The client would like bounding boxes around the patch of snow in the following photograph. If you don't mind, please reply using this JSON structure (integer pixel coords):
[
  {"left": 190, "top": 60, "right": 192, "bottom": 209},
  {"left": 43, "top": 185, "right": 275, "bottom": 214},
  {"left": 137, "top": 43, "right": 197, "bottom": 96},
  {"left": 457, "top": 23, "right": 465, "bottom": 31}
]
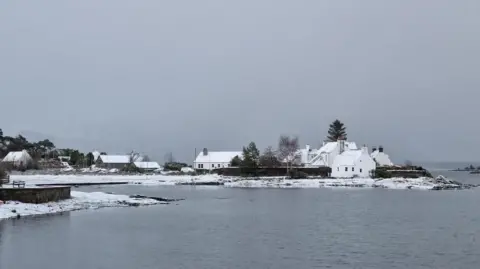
[
  {"left": 0, "top": 191, "right": 164, "bottom": 221},
  {"left": 181, "top": 167, "right": 195, "bottom": 173}
]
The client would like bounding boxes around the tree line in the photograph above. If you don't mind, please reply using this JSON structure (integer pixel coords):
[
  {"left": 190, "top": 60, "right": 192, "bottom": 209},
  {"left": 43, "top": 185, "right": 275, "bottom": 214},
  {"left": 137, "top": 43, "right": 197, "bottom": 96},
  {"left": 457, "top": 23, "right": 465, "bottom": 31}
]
[
  {"left": 0, "top": 128, "right": 107, "bottom": 167},
  {"left": 0, "top": 128, "right": 55, "bottom": 160},
  {"left": 230, "top": 119, "right": 348, "bottom": 171}
]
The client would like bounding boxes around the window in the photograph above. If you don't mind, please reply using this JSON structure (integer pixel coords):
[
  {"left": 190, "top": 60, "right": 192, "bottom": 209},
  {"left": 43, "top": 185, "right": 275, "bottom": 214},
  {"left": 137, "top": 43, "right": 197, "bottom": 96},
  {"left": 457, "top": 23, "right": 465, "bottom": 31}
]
[
  {"left": 360, "top": 168, "right": 363, "bottom": 173},
  {"left": 198, "top": 164, "right": 203, "bottom": 169},
  {"left": 218, "top": 164, "right": 221, "bottom": 168},
  {"left": 352, "top": 167, "right": 355, "bottom": 172},
  {"left": 345, "top": 167, "right": 348, "bottom": 172},
  {"left": 337, "top": 167, "right": 339, "bottom": 171},
  {"left": 212, "top": 164, "right": 215, "bottom": 168}
]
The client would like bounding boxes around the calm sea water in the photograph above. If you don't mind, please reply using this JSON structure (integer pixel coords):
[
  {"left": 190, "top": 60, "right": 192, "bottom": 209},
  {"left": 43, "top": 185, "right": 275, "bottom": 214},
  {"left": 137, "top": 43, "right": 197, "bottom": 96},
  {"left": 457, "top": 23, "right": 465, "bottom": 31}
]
[{"left": 1, "top": 167, "right": 480, "bottom": 269}]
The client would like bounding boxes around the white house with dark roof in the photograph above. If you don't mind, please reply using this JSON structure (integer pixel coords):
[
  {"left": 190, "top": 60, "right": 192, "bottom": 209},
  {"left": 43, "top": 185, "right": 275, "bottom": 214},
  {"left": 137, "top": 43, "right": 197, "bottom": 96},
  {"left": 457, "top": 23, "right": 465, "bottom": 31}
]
[
  {"left": 331, "top": 146, "right": 376, "bottom": 178},
  {"left": 370, "top": 146, "right": 393, "bottom": 166},
  {"left": 194, "top": 148, "right": 242, "bottom": 170}
]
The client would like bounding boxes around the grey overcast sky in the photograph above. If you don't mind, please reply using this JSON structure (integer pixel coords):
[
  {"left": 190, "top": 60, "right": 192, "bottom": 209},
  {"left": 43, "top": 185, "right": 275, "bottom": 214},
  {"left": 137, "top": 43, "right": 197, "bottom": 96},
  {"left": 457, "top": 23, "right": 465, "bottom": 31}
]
[{"left": 0, "top": 0, "right": 479, "bottom": 163}]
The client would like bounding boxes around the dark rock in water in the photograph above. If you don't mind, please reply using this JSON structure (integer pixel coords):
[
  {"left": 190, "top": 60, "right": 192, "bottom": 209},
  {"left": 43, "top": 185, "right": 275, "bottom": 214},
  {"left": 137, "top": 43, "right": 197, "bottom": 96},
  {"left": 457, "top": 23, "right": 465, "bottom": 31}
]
[
  {"left": 177, "top": 181, "right": 224, "bottom": 186},
  {"left": 129, "top": 195, "right": 185, "bottom": 202},
  {"left": 430, "top": 175, "right": 479, "bottom": 191}
]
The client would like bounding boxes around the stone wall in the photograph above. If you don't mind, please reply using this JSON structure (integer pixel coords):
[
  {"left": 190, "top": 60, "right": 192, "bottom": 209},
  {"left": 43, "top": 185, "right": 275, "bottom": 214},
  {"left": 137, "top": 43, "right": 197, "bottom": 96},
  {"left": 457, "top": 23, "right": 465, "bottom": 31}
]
[{"left": 0, "top": 186, "right": 71, "bottom": 204}]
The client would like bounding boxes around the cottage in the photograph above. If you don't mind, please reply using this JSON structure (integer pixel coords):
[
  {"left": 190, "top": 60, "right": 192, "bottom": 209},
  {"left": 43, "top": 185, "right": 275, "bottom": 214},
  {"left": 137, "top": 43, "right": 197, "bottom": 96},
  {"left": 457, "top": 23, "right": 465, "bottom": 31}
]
[
  {"left": 96, "top": 155, "right": 130, "bottom": 169},
  {"left": 194, "top": 148, "right": 242, "bottom": 170},
  {"left": 370, "top": 146, "right": 393, "bottom": 166},
  {"left": 133, "top": 161, "right": 161, "bottom": 172},
  {"left": 2, "top": 150, "right": 33, "bottom": 169},
  {"left": 331, "top": 146, "right": 376, "bottom": 178}
]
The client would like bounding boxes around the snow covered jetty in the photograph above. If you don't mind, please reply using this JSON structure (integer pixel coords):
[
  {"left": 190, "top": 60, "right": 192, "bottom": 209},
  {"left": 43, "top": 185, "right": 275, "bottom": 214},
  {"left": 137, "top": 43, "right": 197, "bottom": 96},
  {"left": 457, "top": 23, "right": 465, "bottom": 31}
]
[{"left": 0, "top": 191, "right": 168, "bottom": 221}]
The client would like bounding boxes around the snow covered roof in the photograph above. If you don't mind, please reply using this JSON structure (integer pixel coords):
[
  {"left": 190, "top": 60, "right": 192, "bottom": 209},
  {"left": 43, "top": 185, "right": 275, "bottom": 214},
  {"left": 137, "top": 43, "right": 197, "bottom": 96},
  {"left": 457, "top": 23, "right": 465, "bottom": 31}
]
[
  {"left": 134, "top": 162, "right": 161, "bottom": 169},
  {"left": 99, "top": 155, "right": 130, "bottom": 164},
  {"left": 2, "top": 150, "right": 32, "bottom": 162},
  {"left": 333, "top": 150, "right": 363, "bottom": 166},
  {"left": 194, "top": 151, "right": 242, "bottom": 163},
  {"left": 317, "top": 141, "right": 357, "bottom": 153},
  {"left": 371, "top": 151, "right": 393, "bottom": 166}
]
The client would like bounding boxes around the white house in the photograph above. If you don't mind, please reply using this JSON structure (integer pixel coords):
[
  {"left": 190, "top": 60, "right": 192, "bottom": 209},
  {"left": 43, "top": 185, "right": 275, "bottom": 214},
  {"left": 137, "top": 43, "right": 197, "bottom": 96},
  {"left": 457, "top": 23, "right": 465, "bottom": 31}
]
[
  {"left": 298, "top": 140, "right": 358, "bottom": 168},
  {"left": 331, "top": 146, "right": 376, "bottom": 178},
  {"left": 370, "top": 146, "right": 393, "bottom": 166},
  {"left": 2, "top": 150, "right": 33, "bottom": 168},
  {"left": 194, "top": 148, "right": 242, "bottom": 170}
]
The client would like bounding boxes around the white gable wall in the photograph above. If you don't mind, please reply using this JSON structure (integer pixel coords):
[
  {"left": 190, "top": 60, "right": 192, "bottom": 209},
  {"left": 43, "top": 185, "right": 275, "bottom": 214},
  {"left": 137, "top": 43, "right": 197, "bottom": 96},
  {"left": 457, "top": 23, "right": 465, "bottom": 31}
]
[{"left": 331, "top": 150, "right": 376, "bottom": 178}]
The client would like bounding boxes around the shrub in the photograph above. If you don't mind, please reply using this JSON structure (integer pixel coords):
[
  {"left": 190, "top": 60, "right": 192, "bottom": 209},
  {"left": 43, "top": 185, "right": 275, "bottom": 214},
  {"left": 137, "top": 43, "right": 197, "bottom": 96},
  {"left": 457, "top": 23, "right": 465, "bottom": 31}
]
[
  {"left": 288, "top": 169, "right": 308, "bottom": 179},
  {"left": 122, "top": 164, "right": 140, "bottom": 173},
  {"left": 374, "top": 169, "right": 392, "bottom": 179}
]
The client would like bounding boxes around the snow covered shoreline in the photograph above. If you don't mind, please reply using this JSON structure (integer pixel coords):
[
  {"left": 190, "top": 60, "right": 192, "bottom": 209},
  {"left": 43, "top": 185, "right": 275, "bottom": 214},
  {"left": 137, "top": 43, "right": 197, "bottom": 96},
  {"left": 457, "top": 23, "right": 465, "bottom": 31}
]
[
  {"left": 0, "top": 191, "right": 165, "bottom": 221},
  {"left": 5, "top": 174, "right": 474, "bottom": 191}
]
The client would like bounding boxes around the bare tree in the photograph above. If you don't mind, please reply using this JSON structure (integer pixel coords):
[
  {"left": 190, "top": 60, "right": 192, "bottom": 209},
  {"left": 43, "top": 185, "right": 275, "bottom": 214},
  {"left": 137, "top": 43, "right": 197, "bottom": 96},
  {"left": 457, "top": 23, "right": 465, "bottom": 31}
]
[
  {"left": 278, "top": 135, "right": 299, "bottom": 173},
  {"left": 164, "top": 152, "right": 175, "bottom": 163},
  {"left": 259, "top": 146, "right": 280, "bottom": 167},
  {"left": 142, "top": 155, "right": 151, "bottom": 162}
]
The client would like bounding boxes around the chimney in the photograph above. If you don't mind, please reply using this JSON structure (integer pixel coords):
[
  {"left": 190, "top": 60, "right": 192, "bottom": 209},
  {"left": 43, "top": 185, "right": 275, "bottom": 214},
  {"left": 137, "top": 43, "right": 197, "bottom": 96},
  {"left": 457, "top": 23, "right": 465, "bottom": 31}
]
[
  {"left": 362, "top": 145, "right": 369, "bottom": 154},
  {"left": 338, "top": 137, "right": 345, "bottom": 154},
  {"left": 379, "top": 146, "right": 384, "bottom": 153},
  {"left": 203, "top": 148, "right": 208, "bottom": 156}
]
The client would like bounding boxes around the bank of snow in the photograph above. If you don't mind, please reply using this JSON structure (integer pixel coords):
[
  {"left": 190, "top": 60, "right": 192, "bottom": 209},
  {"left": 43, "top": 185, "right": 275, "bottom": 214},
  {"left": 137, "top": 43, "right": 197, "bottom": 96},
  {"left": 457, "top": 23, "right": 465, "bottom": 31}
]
[
  {"left": 0, "top": 191, "right": 163, "bottom": 221},
  {"left": 224, "top": 177, "right": 441, "bottom": 190}
]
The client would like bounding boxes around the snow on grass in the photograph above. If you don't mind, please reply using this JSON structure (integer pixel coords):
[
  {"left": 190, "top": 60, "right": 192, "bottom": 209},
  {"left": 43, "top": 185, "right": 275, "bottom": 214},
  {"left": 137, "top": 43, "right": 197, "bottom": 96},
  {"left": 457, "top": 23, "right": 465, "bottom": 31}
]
[
  {"left": 7, "top": 174, "right": 464, "bottom": 190},
  {"left": 225, "top": 177, "right": 460, "bottom": 190},
  {"left": 0, "top": 191, "right": 164, "bottom": 221},
  {"left": 8, "top": 174, "right": 224, "bottom": 186}
]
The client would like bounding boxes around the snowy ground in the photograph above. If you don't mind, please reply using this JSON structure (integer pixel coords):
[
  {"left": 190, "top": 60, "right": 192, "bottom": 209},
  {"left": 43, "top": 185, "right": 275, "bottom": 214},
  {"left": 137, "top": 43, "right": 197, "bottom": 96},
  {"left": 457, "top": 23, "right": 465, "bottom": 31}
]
[
  {"left": 224, "top": 177, "right": 448, "bottom": 190},
  {"left": 0, "top": 191, "right": 165, "bottom": 221},
  {"left": 5, "top": 174, "right": 468, "bottom": 190}
]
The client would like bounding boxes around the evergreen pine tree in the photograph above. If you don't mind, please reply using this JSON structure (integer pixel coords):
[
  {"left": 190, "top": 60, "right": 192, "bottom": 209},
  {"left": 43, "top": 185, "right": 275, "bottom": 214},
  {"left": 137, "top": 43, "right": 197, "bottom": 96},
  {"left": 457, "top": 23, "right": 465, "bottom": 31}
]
[
  {"left": 230, "top": 155, "right": 242, "bottom": 167},
  {"left": 240, "top": 142, "right": 260, "bottom": 176},
  {"left": 86, "top": 152, "right": 95, "bottom": 166},
  {"left": 327, "top": 119, "right": 347, "bottom": 141}
]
